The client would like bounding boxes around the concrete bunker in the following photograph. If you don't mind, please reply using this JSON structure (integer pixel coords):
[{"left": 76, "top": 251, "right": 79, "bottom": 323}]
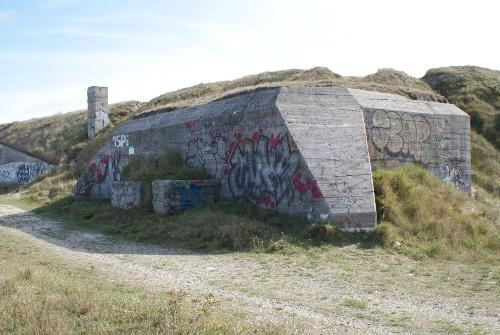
[
  {"left": 0, "top": 143, "right": 52, "bottom": 186},
  {"left": 74, "top": 86, "right": 471, "bottom": 231}
]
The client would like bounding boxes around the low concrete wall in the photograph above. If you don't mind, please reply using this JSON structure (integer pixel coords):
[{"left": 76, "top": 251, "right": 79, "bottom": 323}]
[
  {"left": 152, "top": 180, "right": 219, "bottom": 214},
  {"left": 0, "top": 161, "right": 51, "bottom": 185},
  {"left": 111, "top": 181, "right": 151, "bottom": 209}
]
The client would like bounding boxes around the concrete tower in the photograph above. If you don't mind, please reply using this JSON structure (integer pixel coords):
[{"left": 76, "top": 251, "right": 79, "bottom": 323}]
[{"left": 87, "top": 86, "right": 110, "bottom": 138}]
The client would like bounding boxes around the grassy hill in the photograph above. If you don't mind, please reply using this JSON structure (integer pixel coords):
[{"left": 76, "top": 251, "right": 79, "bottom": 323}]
[
  {"left": 423, "top": 66, "right": 500, "bottom": 149},
  {"left": 0, "top": 101, "right": 142, "bottom": 165}
]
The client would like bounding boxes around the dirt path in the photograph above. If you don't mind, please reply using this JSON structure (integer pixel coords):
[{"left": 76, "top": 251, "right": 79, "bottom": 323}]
[{"left": 0, "top": 203, "right": 498, "bottom": 334}]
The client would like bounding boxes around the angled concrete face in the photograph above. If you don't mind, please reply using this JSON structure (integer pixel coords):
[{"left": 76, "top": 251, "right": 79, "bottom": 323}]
[
  {"left": 277, "top": 87, "right": 376, "bottom": 230},
  {"left": 74, "top": 87, "right": 377, "bottom": 230},
  {"left": 0, "top": 144, "right": 52, "bottom": 185},
  {"left": 349, "top": 89, "right": 472, "bottom": 194}
]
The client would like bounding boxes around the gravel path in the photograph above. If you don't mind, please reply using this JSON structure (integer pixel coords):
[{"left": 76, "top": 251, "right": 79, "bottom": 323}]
[{"left": 0, "top": 203, "right": 498, "bottom": 334}]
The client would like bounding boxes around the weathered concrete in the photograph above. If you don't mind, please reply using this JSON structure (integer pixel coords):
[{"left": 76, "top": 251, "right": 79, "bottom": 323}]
[
  {"left": 111, "top": 181, "right": 151, "bottom": 209},
  {"left": 0, "top": 144, "right": 52, "bottom": 185},
  {"left": 74, "top": 86, "right": 471, "bottom": 231},
  {"left": 349, "top": 89, "right": 471, "bottom": 194},
  {"left": 152, "top": 180, "right": 219, "bottom": 214},
  {"left": 87, "top": 86, "right": 110, "bottom": 138}
]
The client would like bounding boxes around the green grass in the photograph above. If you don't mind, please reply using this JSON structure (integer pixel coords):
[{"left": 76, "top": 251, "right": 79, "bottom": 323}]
[
  {"left": 0, "top": 230, "right": 290, "bottom": 334},
  {"left": 343, "top": 299, "right": 367, "bottom": 309},
  {"left": 123, "top": 151, "right": 209, "bottom": 182},
  {"left": 372, "top": 166, "right": 499, "bottom": 261},
  {"left": 1, "top": 166, "right": 497, "bottom": 262},
  {"left": 423, "top": 66, "right": 500, "bottom": 149},
  {"left": 29, "top": 197, "right": 362, "bottom": 253}
]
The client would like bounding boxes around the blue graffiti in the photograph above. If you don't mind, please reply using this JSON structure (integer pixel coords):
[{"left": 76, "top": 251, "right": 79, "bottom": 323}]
[{"left": 174, "top": 186, "right": 207, "bottom": 210}]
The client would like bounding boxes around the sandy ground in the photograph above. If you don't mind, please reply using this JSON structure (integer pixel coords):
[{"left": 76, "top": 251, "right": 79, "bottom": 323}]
[{"left": 0, "top": 203, "right": 498, "bottom": 334}]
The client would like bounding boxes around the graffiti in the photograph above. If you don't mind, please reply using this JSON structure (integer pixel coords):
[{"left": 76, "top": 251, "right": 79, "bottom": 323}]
[
  {"left": 0, "top": 170, "right": 11, "bottom": 181},
  {"left": 185, "top": 119, "right": 239, "bottom": 179},
  {"left": 227, "top": 133, "right": 302, "bottom": 207},
  {"left": 174, "top": 185, "right": 207, "bottom": 210},
  {"left": 111, "top": 149, "right": 125, "bottom": 181},
  {"left": 431, "top": 163, "right": 469, "bottom": 191},
  {"left": 15, "top": 162, "right": 50, "bottom": 184},
  {"left": 291, "top": 171, "right": 323, "bottom": 199},
  {"left": 370, "top": 110, "right": 431, "bottom": 163},
  {"left": 185, "top": 134, "right": 226, "bottom": 177},
  {"left": 77, "top": 153, "right": 110, "bottom": 196},
  {"left": 328, "top": 181, "right": 357, "bottom": 212},
  {"left": 112, "top": 134, "right": 129, "bottom": 148}
]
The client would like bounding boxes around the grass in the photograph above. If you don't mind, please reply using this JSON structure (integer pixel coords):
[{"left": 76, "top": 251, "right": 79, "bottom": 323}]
[
  {"left": 343, "top": 299, "right": 367, "bottom": 309},
  {"left": 0, "top": 229, "right": 291, "bottom": 334},
  {"left": 28, "top": 197, "right": 358, "bottom": 253},
  {"left": 470, "top": 131, "right": 500, "bottom": 195},
  {"left": 423, "top": 66, "right": 500, "bottom": 149},
  {"left": 2, "top": 166, "right": 498, "bottom": 262},
  {"left": 123, "top": 151, "right": 209, "bottom": 182},
  {"left": 372, "top": 166, "right": 499, "bottom": 261},
  {"left": 0, "top": 101, "right": 142, "bottom": 165}
]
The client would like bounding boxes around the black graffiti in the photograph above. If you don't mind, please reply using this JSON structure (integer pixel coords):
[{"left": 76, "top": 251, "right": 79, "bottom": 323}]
[
  {"left": 15, "top": 162, "right": 50, "bottom": 184},
  {"left": 227, "top": 133, "right": 300, "bottom": 207}
]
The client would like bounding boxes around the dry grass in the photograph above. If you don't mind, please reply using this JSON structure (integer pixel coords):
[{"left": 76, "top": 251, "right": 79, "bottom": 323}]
[
  {"left": 139, "top": 67, "right": 444, "bottom": 117},
  {"left": 0, "top": 229, "right": 293, "bottom": 334},
  {"left": 372, "top": 166, "right": 499, "bottom": 261},
  {"left": 0, "top": 101, "right": 142, "bottom": 165},
  {"left": 423, "top": 66, "right": 500, "bottom": 149}
]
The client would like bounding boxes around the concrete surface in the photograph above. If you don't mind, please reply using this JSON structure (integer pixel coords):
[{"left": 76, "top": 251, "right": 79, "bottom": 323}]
[
  {"left": 87, "top": 86, "right": 110, "bottom": 138},
  {"left": 0, "top": 144, "right": 52, "bottom": 185},
  {"left": 111, "top": 181, "right": 151, "bottom": 209},
  {"left": 152, "top": 180, "right": 219, "bottom": 214}
]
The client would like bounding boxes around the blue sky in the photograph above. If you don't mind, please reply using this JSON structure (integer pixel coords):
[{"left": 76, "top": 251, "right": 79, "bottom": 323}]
[{"left": 1, "top": 0, "right": 499, "bottom": 123}]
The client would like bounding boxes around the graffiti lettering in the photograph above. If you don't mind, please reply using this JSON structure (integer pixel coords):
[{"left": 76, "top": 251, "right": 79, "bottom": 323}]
[
  {"left": 371, "top": 110, "right": 431, "bottom": 163},
  {"left": 112, "top": 134, "right": 129, "bottom": 148},
  {"left": 15, "top": 162, "right": 50, "bottom": 184},
  {"left": 227, "top": 133, "right": 302, "bottom": 207}
]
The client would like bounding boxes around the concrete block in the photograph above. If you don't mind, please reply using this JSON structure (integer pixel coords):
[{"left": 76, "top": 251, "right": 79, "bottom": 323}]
[
  {"left": 111, "top": 181, "right": 151, "bottom": 209},
  {"left": 152, "top": 180, "right": 219, "bottom": 214},
  {"left": 87, "top": 86, "right": 110, "bottom": 138}
]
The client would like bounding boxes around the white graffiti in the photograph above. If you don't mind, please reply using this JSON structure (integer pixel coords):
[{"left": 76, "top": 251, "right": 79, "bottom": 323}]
[{"left": 112, "top": 134, "right": 129, "bottom": 148}]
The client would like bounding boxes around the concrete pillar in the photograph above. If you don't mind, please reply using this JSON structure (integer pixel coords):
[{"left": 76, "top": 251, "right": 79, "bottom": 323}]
[{"left": 87, "top": 86, "right": 110, "bottom": 138}]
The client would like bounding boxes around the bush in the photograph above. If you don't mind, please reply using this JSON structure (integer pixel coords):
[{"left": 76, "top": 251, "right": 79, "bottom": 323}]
[{"left": 122, "top": 151, "right": 209, "bottom": 182}]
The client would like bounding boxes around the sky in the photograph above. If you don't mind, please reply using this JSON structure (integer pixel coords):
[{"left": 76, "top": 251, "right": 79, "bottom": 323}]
[{"left": 0, "top": 0, "right": 499, "bottom": 124}]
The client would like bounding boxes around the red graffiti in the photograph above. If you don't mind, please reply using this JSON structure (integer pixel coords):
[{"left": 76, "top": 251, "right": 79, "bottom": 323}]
[
  {"left": 184, "top": 121, "right": 195, "bottom": 131},
  {"left": 251, "top": 129, "right": 264, "bottom": 142},
  {"left": 257, "top": 191, "right": 276, "bottom": 209},
  {"left": 292, "top": 172, "right": 323, "bottom": 199},
  {"left": 89, "top": 154, "right": 109, "bottom": 183},
  {"left": 223, "top": 133, "right": 246, "bottom": 175},
  {"left": 268, "top": 133, "right": 283, "bottom": 151}
]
